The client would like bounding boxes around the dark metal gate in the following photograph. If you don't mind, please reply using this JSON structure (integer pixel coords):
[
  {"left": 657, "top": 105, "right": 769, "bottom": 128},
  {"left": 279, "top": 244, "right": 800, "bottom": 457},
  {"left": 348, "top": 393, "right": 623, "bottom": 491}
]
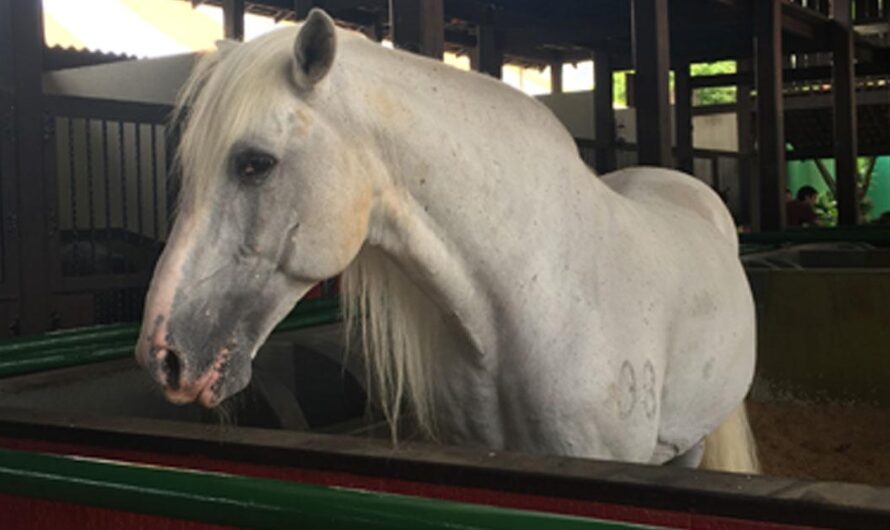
[{"left": 43, "top": 95, "right": 176, "bottom": 331}]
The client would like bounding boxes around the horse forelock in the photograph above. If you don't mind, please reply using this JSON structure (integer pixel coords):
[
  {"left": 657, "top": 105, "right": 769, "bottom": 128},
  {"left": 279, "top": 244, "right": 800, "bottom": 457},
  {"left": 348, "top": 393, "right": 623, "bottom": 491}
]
[{"left": 173, "top": 28, "right": 298, "bottom": 212}]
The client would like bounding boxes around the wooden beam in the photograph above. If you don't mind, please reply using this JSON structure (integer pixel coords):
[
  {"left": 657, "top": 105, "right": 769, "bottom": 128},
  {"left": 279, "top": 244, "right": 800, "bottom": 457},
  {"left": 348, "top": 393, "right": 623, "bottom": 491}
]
[
  {"left": 474, "top": 23, "right": 503, "bottom": 78},
  {"left": 0, "top": 0, "right": 11, "bottom": 91},
  {"left": 223, "top": 0, "right": 245, "bottom": 41},
  {"left": 550, "top": 61, "right": 563, "bottom": 94},
  {"left": 389, "top": 0, "right": 444, "bottom": 59},
  {"left": 675, "top": 62, "right": 694, "bottom": 174},
  {"left": 631, "top": 0, "right": 672, "bottom": 167},
  {"left": 832, "top": 0, "right": 859, "bottom": 226},
  {"left": 690, "top": 61, "right": 890, "bottom": 89},
  {"left": 736, "top": 59, "right": 754, "bottom": 228},
  {"left": 10, "top": 0, "right": 51, "bottom": 333},
  {"left": 754, "top": 0, "right": 787, "bottom": 231},
  {"left": 293, "top": 0, "right": 313, "bottom": 20},
  {"left": 593, "top": 50, "right": 617, "bottom": 174}
]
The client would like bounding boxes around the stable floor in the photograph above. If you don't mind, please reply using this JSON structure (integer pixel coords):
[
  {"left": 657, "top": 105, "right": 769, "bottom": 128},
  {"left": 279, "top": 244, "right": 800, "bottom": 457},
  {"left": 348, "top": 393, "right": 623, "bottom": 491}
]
[{"left": 750, "top": 400, "right": 890, "bottom": 486}]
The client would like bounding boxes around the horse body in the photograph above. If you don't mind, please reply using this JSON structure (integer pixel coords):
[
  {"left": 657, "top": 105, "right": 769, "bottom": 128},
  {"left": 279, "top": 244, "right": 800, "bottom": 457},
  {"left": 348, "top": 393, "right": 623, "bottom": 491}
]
[{"left": 136, "top": 10, "right": 756, "bottom": 471}]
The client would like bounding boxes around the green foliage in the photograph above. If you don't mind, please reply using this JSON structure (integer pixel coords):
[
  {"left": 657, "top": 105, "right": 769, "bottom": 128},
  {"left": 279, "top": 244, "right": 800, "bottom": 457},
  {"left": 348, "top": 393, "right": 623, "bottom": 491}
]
[
  {"left": 608, "top": 60, "right": 739, "bottom": 108},
  {"left": 810, "top": 157, "right": 876, "bottom": 226},
  {"left": 613, "top": 71, "right": 628, "bottom": 107},
  {"left": 691, "top": 60, "right": 737, "bottom": 105}
]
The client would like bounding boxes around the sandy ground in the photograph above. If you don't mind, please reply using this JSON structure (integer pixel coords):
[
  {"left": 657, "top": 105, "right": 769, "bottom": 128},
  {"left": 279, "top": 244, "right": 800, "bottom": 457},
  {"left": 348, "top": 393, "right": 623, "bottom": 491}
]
[{"left": 748, "top": 400, "right": 890, "bottom": 486}]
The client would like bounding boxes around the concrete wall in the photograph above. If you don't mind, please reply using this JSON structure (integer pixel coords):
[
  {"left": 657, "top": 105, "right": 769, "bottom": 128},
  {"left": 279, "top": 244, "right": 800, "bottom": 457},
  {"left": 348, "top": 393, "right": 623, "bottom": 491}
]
[
  {"left": 43, "top": 53, "right": 198, "bottom": 104},
  {"left": 748, "top": 269, "right": 890, "bottom": 405}
]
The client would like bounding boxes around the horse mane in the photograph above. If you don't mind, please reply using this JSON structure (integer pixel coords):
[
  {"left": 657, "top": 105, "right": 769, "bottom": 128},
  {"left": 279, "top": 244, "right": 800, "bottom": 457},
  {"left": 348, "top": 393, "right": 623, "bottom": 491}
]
[{"left": 341, "top": 247, "right": 443, "bottom": 440}]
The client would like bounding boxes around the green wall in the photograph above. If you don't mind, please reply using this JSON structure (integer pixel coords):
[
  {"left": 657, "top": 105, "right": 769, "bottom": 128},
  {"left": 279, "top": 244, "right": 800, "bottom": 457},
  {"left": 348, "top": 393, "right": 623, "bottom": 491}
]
[{"left": 787, "top": 156, "right": 890, "bottom": 223}]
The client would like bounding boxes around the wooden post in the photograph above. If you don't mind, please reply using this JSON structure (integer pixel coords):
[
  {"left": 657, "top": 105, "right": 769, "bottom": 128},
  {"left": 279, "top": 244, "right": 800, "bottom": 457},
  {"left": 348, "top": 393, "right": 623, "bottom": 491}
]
[
  {"left": 475, "top": 24, "right": 503, "bottom": 78},
  {"left": 631, "top": 0, "right": 672, "bottom": 167},
  {"left": 10, "top": 0, "right": 51, "bottom": 334},
  {"left": 550, "top": 61, "right": 563, "bottom": 94},
  {"left": 0, "top": 0, "right": 11, "bottom": 91},
  {"left": 0, "top": 0, "right": 19, "bottom": 331},
  {"left": 222, "top": 0, "right": 245, "bottom": 41},
  {"left": 754, "top": 0, "right": 786, "bottom": 231},
  {"left": 736, "top": 59, "right": 755, "bottom": 228},
  {"left": 675, "top": 61, "right": 694, "bottom": 174},
  {"left": 593, "top": 50, "right": 617, "bottom": 174},
  {"left": 389, "top": 0, "right": 444, "bottom": 60},
  {"left": 625, "top": 72, "right": 635, "bottom": 108},
  {"left": 832, "top": 0, "right": 859, "bottom": 225}
]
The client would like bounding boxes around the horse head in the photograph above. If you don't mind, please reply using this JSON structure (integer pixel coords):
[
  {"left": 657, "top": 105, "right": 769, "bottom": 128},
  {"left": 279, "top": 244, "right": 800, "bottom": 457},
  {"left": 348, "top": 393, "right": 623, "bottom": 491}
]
[{"left": 136, "top": 10, "right": 373, "bottom": 406}]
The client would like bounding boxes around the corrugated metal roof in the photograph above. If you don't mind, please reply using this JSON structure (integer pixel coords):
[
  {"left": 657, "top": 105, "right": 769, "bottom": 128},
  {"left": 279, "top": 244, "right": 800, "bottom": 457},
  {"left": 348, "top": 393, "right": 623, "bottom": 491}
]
[{"left": 43, "top": 0, "right": 293, "bottom": 58}]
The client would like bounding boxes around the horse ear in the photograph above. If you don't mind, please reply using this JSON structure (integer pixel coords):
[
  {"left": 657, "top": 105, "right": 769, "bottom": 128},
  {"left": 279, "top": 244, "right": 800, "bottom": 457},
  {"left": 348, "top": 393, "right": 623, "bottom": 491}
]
[{"left": 293, "top": 9, "right": 337, "bottom": 89}]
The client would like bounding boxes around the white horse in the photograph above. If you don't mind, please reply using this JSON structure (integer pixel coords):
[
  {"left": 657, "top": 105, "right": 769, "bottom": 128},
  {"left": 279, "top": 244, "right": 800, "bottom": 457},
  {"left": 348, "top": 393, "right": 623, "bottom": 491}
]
[{"left": 136, "top": 10, "right": 758, "bottom": 473}]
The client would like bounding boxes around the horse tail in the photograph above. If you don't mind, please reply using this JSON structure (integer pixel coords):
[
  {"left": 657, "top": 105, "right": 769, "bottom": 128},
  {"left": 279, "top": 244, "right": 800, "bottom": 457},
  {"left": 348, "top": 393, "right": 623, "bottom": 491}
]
[{"left": 700, "top": 403, "right": 761, "bottom": 474}]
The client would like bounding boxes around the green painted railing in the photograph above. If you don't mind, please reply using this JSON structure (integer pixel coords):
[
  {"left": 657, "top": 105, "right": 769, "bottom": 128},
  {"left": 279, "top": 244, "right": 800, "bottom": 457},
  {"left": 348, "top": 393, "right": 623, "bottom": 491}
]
[
  {"left": 0, "top": 448, "right": 645, "bottom": 530},
  {"left": 0, "top": 298, "right": 341, "bottom": 378}
]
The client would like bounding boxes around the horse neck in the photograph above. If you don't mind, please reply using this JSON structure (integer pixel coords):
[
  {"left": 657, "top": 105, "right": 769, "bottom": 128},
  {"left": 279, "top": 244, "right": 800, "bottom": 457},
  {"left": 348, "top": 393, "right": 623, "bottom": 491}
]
[
  {"left": 345, "top": 41, "right": 615, "bottom": 347},
  {"left": 339, "top": 41, "right": 615, "bottom": 435}
]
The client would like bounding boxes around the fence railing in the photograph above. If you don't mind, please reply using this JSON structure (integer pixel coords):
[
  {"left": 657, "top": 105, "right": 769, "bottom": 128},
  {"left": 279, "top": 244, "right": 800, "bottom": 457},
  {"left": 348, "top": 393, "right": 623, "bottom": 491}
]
[{"left": 788, "top": 0, "right": 889, "bottom": 23}]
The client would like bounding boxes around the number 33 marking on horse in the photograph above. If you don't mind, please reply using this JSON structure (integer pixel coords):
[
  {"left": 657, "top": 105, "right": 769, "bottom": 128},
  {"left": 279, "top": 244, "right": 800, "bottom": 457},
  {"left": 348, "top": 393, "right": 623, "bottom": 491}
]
[
  {"left": 618, "top": 360, "right": 656, "bottom": 421},
  {"left": 642, "top": 360, "right": 657, "bottom": 420}
]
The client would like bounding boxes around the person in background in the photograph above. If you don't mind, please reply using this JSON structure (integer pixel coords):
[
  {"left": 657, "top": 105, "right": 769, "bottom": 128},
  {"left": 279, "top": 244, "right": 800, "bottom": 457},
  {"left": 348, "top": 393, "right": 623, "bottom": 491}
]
[{"left": 786, "top": 185, "right": 822, "bottom": 227}]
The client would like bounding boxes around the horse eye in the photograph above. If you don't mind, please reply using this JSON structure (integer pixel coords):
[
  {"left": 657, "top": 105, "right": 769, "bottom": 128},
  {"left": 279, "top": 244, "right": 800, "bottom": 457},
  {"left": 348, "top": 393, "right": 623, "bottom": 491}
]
[{"left": 234, "top": 151, "right": 277, "bottom": 182}]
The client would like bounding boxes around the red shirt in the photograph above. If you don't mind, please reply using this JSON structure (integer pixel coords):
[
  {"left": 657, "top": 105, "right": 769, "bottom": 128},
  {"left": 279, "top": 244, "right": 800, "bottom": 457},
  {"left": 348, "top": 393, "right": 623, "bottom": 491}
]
[{"left": 786, "top": 200, "right": 818, "bottom": 226}]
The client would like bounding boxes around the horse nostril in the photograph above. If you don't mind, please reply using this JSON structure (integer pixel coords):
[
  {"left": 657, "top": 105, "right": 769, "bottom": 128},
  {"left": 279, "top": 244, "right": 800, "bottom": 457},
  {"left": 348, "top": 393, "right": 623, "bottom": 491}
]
[{"left": 161, "top": 349, "right": 182, "bottom": 390}]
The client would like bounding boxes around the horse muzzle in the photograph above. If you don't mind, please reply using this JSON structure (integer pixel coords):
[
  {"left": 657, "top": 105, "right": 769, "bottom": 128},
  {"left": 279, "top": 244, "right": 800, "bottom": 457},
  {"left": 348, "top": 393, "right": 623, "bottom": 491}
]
[{"left": 137, "top": 334, "right": 241, "bottom": 408}]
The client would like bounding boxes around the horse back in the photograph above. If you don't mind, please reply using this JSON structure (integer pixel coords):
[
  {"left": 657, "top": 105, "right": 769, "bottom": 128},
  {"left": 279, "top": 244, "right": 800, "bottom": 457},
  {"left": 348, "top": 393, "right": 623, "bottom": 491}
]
[{"left": 599, "top": 167, "right": 738, "bottom": 251}]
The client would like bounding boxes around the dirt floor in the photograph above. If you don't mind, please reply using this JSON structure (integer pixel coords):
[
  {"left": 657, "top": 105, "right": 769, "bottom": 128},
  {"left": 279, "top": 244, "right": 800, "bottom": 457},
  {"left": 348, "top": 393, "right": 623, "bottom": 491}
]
[{"left": 748, "top": 400, "right": 890, "bottom": 486}]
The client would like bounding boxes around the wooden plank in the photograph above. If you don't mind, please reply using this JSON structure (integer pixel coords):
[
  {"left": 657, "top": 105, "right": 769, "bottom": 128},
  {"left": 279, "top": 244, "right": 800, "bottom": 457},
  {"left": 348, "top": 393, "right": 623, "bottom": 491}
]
[
  {"left": 10, "top": 0, "right": 51, "bottom": 334},
  {"left": 755, "top": 0, "right": 787, "bottom": 231},
  {"left": 832, "top": 0, "right": 859, "bottom": 226},
  {"left": 593, "top": 50, "right": 617, "bottom": 174},
  {"left": 43, "top": 96, "right": 171, "bottom": 124},
  {"left": 474, "top": 24, "right": 503, "bottom": 78},
  {"left": 675, "top": 62, "right": 694, "bottom": 174},
  {"left": 631, "top": 0, "right": 672, "bottom": 167},
  {"left": 222, "top": 0, "right": 245, "bottom": 41},
  {"left": 389, "top": 0, "right": 444, "bottom": 59}
]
